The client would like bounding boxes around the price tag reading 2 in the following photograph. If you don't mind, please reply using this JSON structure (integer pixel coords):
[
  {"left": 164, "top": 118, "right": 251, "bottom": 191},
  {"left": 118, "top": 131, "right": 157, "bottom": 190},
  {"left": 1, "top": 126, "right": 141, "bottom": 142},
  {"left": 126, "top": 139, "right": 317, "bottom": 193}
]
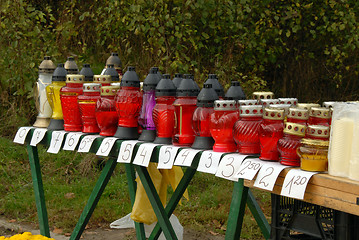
[
  {"left": 215, "top": 154, "right": 247, "bottom": 181},
  {"left": 235, "top": 157, "right": 264, "bottom": 180},
  {"left": 117, "top": 141, "right": 139, "bottom": 163},
  {"left": 280, "top": 169, "right": 317, "bottom": 200},
  {"left": 197, "top": 151, "right": 223, "bottom": 174},
  {"left": 77, "top": 135, "right": 100, "bottom": 153},
  {"left": 253, "top": 162, "right": 290, "bottom": 191},
  {"left": 13, "top": 127, "right": 34, "bottom": 144},
  {"left": 47, "top": 131, "right": 67, "bottom": 154},
  {"left": 30, "top": 128, "right": 47, "bottom": 146},
  {"left": 63, "top": 132, "right": 83, "bottom": 151},
  {"left": 132, "top": 143, "right": 160, "bottom": 167},
  {"left": 96, "top": 137, "right": 118, "bottom": 156},
  {"left": 157, "top": 146, "right": 180, "bottom": 169},
  {"left": 174, "top": 149, "right": 201, "bottom": 167}
]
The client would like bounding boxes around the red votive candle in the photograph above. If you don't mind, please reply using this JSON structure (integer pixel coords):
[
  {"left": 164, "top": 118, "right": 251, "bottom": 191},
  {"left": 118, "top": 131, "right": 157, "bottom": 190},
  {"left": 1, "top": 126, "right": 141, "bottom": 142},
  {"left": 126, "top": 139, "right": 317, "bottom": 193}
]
[
  {"left": 308, "top": 107, "right": 331, "bottom": 126},
  {"left": 287, "top": 107, "right": 309, "bottom": 125},
  {"left": 305, "top": 125, "right": 330, "bottom": 141},
  {"left": 78, "top": 83, "right": 101, "bottom": 133},
  {"left": 94, "top": 75, "right": 112, "bottom": 86}
]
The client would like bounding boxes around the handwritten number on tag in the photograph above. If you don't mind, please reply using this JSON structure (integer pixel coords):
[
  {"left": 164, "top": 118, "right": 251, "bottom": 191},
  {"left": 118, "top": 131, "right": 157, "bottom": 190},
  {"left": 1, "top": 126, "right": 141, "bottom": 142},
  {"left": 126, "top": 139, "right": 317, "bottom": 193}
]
[
  {"left": 181, "top": 150, "right": 190, "bottom": 165},
  {"left": 205, "top": 153, "right": 213, "bottom": 168},
  {"left": 138, "top": 147, "right": 147, "bottom": 164},
  {"left": 237, "top": 160, "right": 260, "bottom": 176},
  {"left": 222, "top": 157, "right": 235, "bottom": 178},
  {"left": 101, "top": 138, "right": 113, "bottom": 153},
  {"left": 163, "top": 147, "right": 172, "bottom": 164},
  {"left": 285, "top": 175, "right": 308, "bottom": 195},
  {"left": 258, "top": 167, "right": 274, "bottom": 188},
  {"left": 122, "top": 144, "right": 132, "bottom": 162}
]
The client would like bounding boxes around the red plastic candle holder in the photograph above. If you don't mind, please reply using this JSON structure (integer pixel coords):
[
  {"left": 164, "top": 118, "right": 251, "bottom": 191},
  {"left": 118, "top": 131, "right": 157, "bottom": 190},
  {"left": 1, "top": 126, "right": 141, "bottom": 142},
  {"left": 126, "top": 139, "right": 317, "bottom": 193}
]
[
  {"left": 308, "top": 107, "right": 331, "bottom": 126},
  {"left": 278, "top": 98, "right": 298, "bottom": 106},
  {"left": 305, "top": 125, "right": 330, "bottom": 141},
  {"left": 78, "top": 83, "right": 101, "bottom": 133},
  {"left": 94, "top": 75, "right": 112, "bottom": 86},
  {"left": 287, "top": 107, "right": 309, "bottom": 125}
]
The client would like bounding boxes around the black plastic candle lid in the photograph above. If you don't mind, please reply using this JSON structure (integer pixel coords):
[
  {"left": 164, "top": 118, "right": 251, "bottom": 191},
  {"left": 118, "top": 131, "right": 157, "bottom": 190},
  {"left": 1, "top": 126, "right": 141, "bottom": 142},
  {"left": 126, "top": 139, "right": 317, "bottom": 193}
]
[
  {"left": 197, "top": 83, "right": 219, "bottom": 107},
  {"left": 143, "top": 67, "right": 161, "bottom": 91},
  {"left": 64, "top": 57, "right": 78, "bottom": 73},
  {"left": 106, "top": 52, "right": 122, "bottom": 69},
  {"left": 172, "top": 73, "right": 183, "bottom": 88},
  {"left": 156, "top": 74, "right": 176, "bottom": 97},
  {"left": 120, "top": 66, "right": 140, "bottom": 87},
  {"left": 225, "top": 81, "right": 246, "bottom": 100},
  {"left": 177, "top": 74, "right": 200, "bottom": 97},
  {"left": 52, "top": 63, "right": 67, "bottom": 82},
  {"left": 104, "top": 64, "right": 120, "bottom": 82},
  {"left": 204, "top": 74, "right": 224, "bottom": 97},
  {"left": 79, "top": 64, "right": 94, "bottom": 82}
]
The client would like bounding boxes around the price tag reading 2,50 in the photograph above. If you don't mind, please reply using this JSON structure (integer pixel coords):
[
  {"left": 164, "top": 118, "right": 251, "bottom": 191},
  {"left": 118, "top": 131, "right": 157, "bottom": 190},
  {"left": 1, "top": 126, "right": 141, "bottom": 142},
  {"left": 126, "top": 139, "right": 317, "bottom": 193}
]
[
  {"left": 77, "top": 135, "right": 100, "bottom": 153},
  {"left": 157, "top": 146, "right": 180, "bottom": 169},
  {"left": 47, "top": 131, "right": 67, "bottom": 154},
  {"left": 280, "top": 168, "right": 317, "bottom": 200},
  {"left": 197, "top": 151, "right": 223, "bottom": 174},
  {"left": 132, "top": 143, "right": 160, "bottom": 167},
  {"left": 234, "top": 157, "right": 264, "bottom": 180},
  {"left": 174, "top": 149, "right": 201, "bottom": 167},
  {"left": 117, "top": 140, "right": 139, "bottom": 163},
  {"left": 215, "top": 154, "right": 247, "bottom": 181},
  {"left": 253, "top": 162, "right": 290, "bottom": 191}
]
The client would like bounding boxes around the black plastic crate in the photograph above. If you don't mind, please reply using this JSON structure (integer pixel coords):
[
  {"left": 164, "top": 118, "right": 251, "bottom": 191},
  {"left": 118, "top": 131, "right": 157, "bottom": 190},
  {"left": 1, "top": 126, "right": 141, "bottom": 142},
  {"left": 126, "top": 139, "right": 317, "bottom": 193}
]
[{"left": 270, "top": 194, "right": 359, "bottom": 240}]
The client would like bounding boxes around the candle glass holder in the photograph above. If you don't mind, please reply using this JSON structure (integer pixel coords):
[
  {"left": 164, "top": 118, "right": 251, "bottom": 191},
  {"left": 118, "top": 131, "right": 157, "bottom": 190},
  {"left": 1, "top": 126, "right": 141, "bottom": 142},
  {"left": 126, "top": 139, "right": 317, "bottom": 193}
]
[
  {"left": 308, "top": 107, "right": 331, "bottom": 126},
  {"left": 94, "top": 75, "right": 112, "bottom": 86},
  {"left": 287, "top": 107, "right": 309, "bottom": 125},
  {"left": 78, "top": 83, "right": 101, "bottom": 133}
]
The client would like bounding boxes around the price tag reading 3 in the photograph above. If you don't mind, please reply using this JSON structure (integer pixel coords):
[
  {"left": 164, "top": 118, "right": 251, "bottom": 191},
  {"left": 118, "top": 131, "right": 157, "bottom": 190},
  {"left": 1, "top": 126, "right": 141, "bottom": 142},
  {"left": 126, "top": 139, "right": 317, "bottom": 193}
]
[
  {"left": 253, "top": 162, "right": 290, "bottom": 191},
  {"left": 30, "top": 128, "right": 47, "bottom": 146},
  {"left": 235, "top": 157, "right": 264, "bottom": 180},
  {"left": 197, "top": 151, "right": 223, "bottom": 174},
  {"left": 96, "top": 137, "right": 118, "bottom": 156},
  {"left": 133, "top": 143, "right": 160, "bottom": 167},
  {"left": 117, "top": 141, "right": 139, "bottom": 163},
  {"left": 63, "top": 132, "right": 83, "bottom": 151},
  {"left": 13, "top": 127, "right": 34, "bottom": 144},
  {"left": 215, "top": 154, "right": 247, "bottom": 181},
  {"left": 77, "top": 135, "right": 100, "bottom": 153},
  {"left": 174, "top": 149, "right": 201, "bottom": 167},
  {"left": 157, "top": 146, "right": 180, "bottom": 169},
  {"left": 280, "top": 169, "right": 317, "bottom": 200},
  {"left": 47, "top": 131, "right": 67, "bottom": 154}
]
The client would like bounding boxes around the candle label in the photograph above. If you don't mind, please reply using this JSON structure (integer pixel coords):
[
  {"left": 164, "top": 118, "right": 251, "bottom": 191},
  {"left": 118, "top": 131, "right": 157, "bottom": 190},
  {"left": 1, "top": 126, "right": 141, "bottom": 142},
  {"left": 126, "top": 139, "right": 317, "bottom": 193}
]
[
  {"left": 215, "top": 154, "right": 247, "bottom": 181},
  {"left": 133, "top": 143, "right": 160, "bottom": 167},
  {"left": 197, "top": 151, "right": 223, "bottom": 174},
  {"left": 174, "top": 149, "right": 201, "bottom": 167},
  {"left": 117, "top": 140, "right": 139, "bottom": 163},
  {"left": 235, "top": 157, "right": 264, "bottom": 180},
  {"left": 13, "top": 127, "right": 34, "bottom": 144},
  {"left": 157, "top": 146, "right": 180, "bottom": 169},
  {"left": 30, "top": 128, "right": 47, "bottom": 146},
  {"left": 96, "top": 137, "right": 118, "bottom": 156},
  {"left": 47, "top": 131, "right": 67, "bottom": 154},
  {"left": 280, "top": 169, "right": 317, "bottom": 200},
  {"left": 253, "top": 162, "right": 290, "bottom": 191},
  {"left": 77, "top": 135, "right": 100, "bottom": 153},
  {"left": 63, "top": 132, "right": 84, "bottom": 151}
]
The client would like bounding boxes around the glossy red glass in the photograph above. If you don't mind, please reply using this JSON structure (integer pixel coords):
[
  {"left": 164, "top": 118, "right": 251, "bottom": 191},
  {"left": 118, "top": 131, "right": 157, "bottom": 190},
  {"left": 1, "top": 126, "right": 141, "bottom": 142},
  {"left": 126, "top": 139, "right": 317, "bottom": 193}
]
[
  {"left": 287, "top": 107, "right": 309, "bottom": 125},
  {"left": 173, "top": 97, "right": 197, "bottom": 146},
  {"left": 308, "top": 107, "right": 331, "bottom": 126},
  {"left": 192, "top": 107, "right": 213, "bottom": 138},
  {"left": 94, "top": 75, "right": 112, "bottom": 86},
  {"left": 305, "top": 125, "right": 330, "bottom": 141},
  {"left": 78, "top": 83, "right": 101, "bottom": 133},
  {"left": 153, "top": 96, "right": 176, "bottom": 139},
  {"left": 115, "top": 86, "right": 142, "bottom": 127}
]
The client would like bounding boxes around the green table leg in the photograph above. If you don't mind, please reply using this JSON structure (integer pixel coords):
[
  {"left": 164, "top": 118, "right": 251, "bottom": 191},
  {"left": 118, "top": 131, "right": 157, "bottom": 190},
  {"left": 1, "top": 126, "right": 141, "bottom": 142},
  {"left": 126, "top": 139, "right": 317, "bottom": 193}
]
[
  {"left": 135, "top": 165, "right": 178, "bottom": 240},
  {"left": 125, "top": 163, "right": 146, "bottom": 240},
  {"left": 27, "top": 144, "right": 51, "bottom": 237},
  {"left": 247, "top": 190, "right": 270, "bottom": 239},
  {"left": 69, "top": 158, "right": 117, "bottom": 240}
]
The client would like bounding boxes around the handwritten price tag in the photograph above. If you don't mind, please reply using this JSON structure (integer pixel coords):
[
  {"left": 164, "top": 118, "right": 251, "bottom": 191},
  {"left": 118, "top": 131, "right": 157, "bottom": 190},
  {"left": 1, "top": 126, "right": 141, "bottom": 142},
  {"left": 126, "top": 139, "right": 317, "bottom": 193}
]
[
  {"left": 157, "top": 146, "right": 180, "bottom": 169},
  {"left": 253, "top": 162, "right": 290, "bottom": 191},
  {"left": 174, "top": 149, "right": 201, "bottom": 167},
  {"left": 117, "top": 141, "right": 139, "bottom": 163},
  {"left": 13, "top": 127, "right": 34, "bottom": 144},
  {"left": 133, "top": 143, "right": 160, "bottom": 167},
  {"left": 47, "top": 131, "right": 67, "bottom": 154},
  {"left": 77, "top": 135, "right": 100, "bottom": 153},
  {"left": 235, "top": 157, "right": 264, "bottom": 180},
  {"left": 96, "top": 137, "right": 118, "bottom": 156},
  {"left": 197, "top": 151, "right": 223, "bottom": 174},
  {"left": 280, "top": 169, "right": 317, "bottom": 200},
  {"left": 215, "top": 154, "right": 247, "bottom": 181},
  {"left": 30, "top": 128, "right": 47, "bottom": 146},
  {"left": 63, "top": 132, "right": 83, "bottom": 151}
]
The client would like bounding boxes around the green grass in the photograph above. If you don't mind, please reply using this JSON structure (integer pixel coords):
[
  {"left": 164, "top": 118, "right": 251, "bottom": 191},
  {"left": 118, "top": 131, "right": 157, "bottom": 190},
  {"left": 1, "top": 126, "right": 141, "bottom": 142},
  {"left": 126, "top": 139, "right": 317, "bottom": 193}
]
[{"left": 0, "top": 136, "right": 271, "bottom": 238}]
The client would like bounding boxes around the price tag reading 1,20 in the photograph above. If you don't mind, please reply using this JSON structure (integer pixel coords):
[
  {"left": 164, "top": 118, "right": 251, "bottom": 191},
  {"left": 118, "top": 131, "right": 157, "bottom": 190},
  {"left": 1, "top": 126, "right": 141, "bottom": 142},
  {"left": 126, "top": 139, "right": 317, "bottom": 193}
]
[
  {"left": 29, "top": 128, "right": 48, "bottom": 146},
  {"left": 280, "top": 168, "right": 317, "bottom": 200},
  {"left": 234, "top": 157, "right": 264, "bottom": 180},
  {"left": 174, "top": 149, "right": 201, "bottom": 167},
  {"left": 215, "top": 154, "right": 247, "bottom": 181},
  {"left": 132, "top": 143, "right": 160, "bottom": 167},
  {"left": 117, "top": 140, "right": 139, "bottom": 163},
  {"left": 62, "top": 132, "right": 84, "bottom": 151},
  {"left": 253, "top": 162, "right": 290, "bottom": 191},
  {"left": 13, "top": 127, "right": 34, "bottom": 144},
  {"left": 197, "top": 150, "right": 223, "bottom": 174},
  {"left": 96, "top": 137, "right": 118, "bottom": 156},
  {"left": 77, "top": 135, "right": 100, "bottom": 153},
  {"left": 47, "top": 131, "right": 67, "bottom": 154},
  {"left": 157, "top": 146, "right": 180, "bottom": 169}
]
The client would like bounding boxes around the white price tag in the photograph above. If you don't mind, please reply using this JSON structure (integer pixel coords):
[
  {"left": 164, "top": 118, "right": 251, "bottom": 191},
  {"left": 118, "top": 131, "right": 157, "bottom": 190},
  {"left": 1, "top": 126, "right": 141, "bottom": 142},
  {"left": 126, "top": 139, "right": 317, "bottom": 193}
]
[
  {"left": 62, "top": 132, "right": 83, "bottom": 151},
  {"left": 47, "top": 131, "right": 67, "bottom": 154},
  {"left": 77, "top": 135, "right": 100, "bottom": 153},
  {"left": 96, "top": 137, "right": 118, "bottom": 156},
  {"left": 117, "top": 140, "right": 139, "bottom": 163},
  {"left": 253, "top": 162, "right": 290, "bottom": 191},
  {"left": 197, "top": 151, "right": 223, "bottom": 174},
  {"left": 174, "top": 149, "right": 201, "bottom": 167},
  {"left": 30, "top": 128, "right": 47, "bottom": 146},
  {"left": 157, "top": 146, "right": 180, "bottom": 169},
  {"left": 235, "top": 157, "right": 264, "bottom": 180},
  {"left": 215, "top": 154, "right": 247, "bottom": 181},
  {"left": 280, "top": 169, "right": 317, "bottom": 200},
  {"left": 132, "top": 143, "right": 160, "bottom": 167},
  {"left": 13, "top": 127, "right": 34, "bottom": 144}
]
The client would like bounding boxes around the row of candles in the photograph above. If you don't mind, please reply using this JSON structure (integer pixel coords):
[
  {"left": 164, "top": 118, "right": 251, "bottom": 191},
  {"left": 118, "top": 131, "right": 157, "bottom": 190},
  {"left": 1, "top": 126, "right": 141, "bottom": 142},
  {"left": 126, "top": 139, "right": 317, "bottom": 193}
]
[{"left": 33, "top": 54, "right": 332, "bottom": 173}]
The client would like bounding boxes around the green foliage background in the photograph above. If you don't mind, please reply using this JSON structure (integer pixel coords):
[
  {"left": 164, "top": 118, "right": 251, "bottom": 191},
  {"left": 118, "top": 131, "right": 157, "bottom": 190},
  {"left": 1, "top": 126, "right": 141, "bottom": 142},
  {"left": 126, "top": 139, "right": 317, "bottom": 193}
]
[{"left": 1, "top": 0, "right": 359, "bottom": 136}]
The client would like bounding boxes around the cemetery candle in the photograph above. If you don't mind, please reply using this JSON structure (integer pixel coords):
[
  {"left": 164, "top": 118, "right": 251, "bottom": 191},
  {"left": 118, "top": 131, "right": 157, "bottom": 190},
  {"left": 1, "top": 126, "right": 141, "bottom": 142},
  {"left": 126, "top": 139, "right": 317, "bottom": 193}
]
[
  {"left": 103, "top": 64, "right": 120, "bottom": 83},
  {"left": 79, "top": 64, "right": 94, "bottom": 82},
  {"left": 78, "top": 83, "right": 101, "bottom": 133},
  {"left": 93, "top": 75, "right": 112, "bottom": 86},
  {"left": 64, "top": 56, "right": 78, "bottom": 74}
]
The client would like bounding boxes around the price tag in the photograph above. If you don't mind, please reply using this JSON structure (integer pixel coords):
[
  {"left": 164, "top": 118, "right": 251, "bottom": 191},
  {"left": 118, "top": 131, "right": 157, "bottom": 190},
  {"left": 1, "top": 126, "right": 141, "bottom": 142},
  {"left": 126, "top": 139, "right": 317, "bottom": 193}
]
[
  {"left": 197, "top": 151, "right": 223, "bottom": 174},
  {"left": 96, "top": 137, "right": 118, "bottom": 156},
  {"left": 62, "top": 132, "right": 83, "bottom": 151},
  {"left": 174, "top": 149, "right": 201, "bottom": 167},
  {"left": 13, "top": 127, "right": 34, "bottom": 144},
  {"left": 117, "top": 140, "right": 139, "bottom": 163},
  {"left": 235, "top": 157, "right": 264, "bottom": 180},
  {"left": 215, "top": 154, "right": 247, "bottom": 181},
  {"left": 47, "top": 131, "right": 67, "bottom": 154},
  {"left": 157, "top": 146, "right": 180, "bottom": 169},
  {"left": 30, "top": 128, "right": 47, "bottom": 146},
  {"left": 132, "top": 143, "right": 160, "bottom": 167},
  {"left": 253, "top": 162, "right": 290, "bottom": 191},
  {"left": 77, "top": 135, "right": 100, "bottom": 153},
  {"left": 280, "top": 169, "right": 317, "bottom": 200}
]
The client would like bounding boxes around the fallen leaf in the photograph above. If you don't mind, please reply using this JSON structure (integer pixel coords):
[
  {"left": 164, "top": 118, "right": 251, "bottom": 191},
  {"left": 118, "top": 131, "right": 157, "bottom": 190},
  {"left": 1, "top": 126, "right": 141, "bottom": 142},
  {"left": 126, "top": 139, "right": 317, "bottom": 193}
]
[
  {"left": 65, "top": 233, "right": 71, "bottom": 236},
  {"left": 53, "top": 228, "right": 63, "bottom": 234},
  {"left": 209, "top": 230, "right": 219, "bottom": 236},
  {"left": 64, "top": 192, "right": 75, "bottom": 199},
  {"left": 8, "top": 219, "right": 16, "bottom": 223}
]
